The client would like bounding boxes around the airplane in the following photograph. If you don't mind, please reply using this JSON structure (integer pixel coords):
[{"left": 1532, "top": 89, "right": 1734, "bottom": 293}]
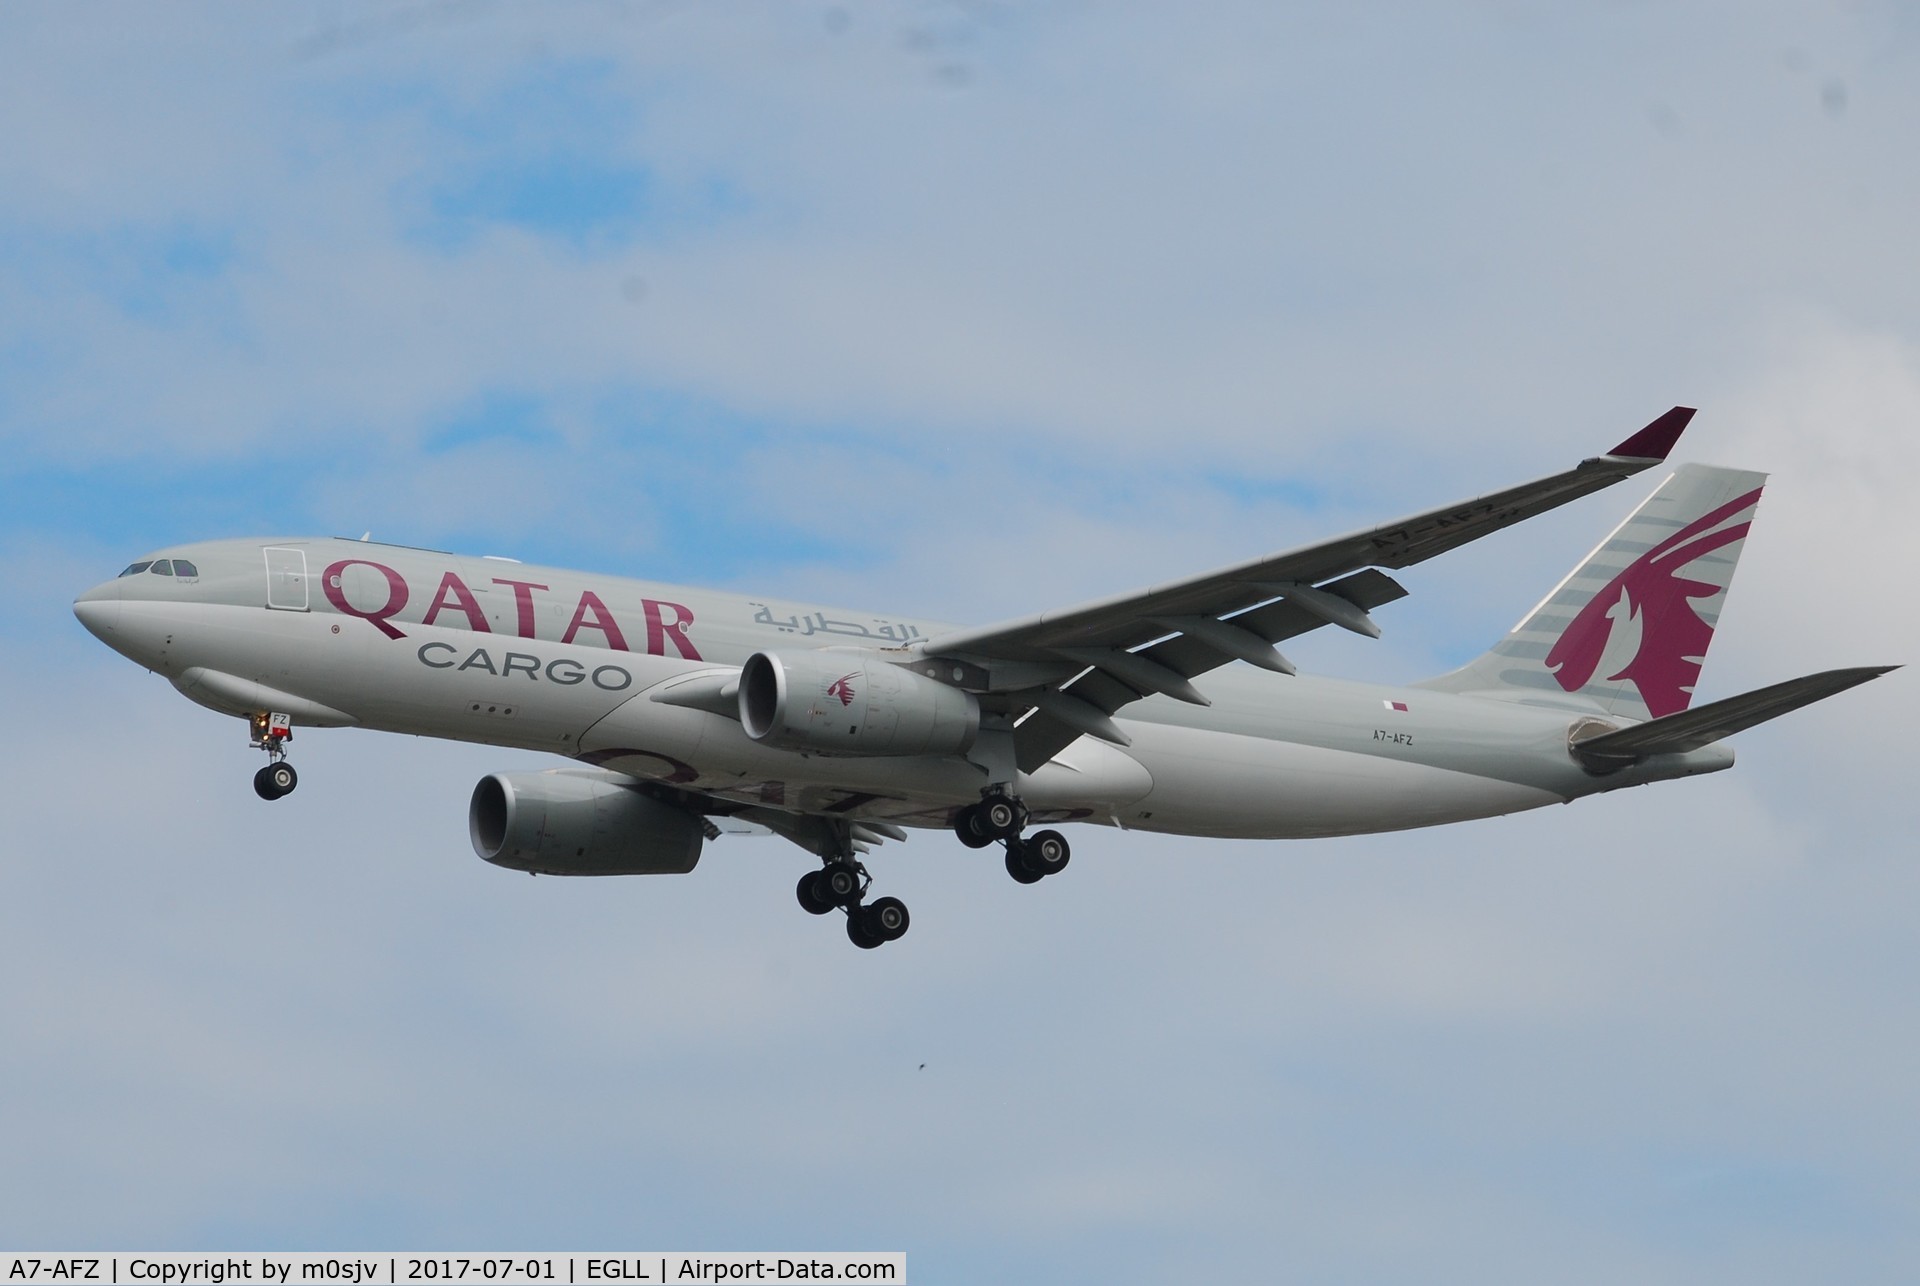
[{"left": 72, "top": 408, "right": 1895, "bottom": 949}]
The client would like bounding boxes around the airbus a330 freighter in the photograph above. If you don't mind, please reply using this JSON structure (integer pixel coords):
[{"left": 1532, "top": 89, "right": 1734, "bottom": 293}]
[{"left": 74, "top": 409, "right": 1894, "bottom": 948}]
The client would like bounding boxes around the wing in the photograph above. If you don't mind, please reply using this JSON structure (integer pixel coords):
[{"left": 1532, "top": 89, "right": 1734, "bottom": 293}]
[{"left": 910, "top": 408, "right": 1696, "bottom": 771}]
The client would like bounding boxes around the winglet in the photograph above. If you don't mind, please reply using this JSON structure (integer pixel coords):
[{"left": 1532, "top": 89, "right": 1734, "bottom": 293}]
[{"left": 1606, "top": 406, "right": 1695, "bottom": 461}]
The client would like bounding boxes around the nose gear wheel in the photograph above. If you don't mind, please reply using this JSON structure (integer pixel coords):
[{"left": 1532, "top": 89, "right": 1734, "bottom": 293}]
[{"left": 253, "top": 761, "right": 298, "bottom": 800}]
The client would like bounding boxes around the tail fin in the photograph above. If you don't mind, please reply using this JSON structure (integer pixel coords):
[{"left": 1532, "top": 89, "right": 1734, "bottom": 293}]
[{"left": 1417, "top": 463, "right": 1767, "bottom": 720}]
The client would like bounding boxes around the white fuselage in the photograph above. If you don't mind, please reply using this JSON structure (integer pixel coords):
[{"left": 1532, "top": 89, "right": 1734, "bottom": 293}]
[{"left": 73, "top": 536, "right": 1733, "bottom": 841}]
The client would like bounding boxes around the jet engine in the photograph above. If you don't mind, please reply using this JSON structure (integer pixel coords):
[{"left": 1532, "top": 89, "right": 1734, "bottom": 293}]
[
  {"left": 469, "top": 769, "right": 703, "bottom": 876},
  {"left": 739, "top": 650, "right": 979, "bottom": 756}
]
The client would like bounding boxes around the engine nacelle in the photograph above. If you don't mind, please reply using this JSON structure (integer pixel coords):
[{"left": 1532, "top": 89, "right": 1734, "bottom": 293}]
[
  {"left": 469, "top": 769, "right": 703, "bottom": 876},
  {"left": 739, "top": 650, "right": 979, "bottom": 757}
]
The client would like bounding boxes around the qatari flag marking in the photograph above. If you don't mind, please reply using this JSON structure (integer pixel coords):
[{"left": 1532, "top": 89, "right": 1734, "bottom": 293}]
[{"left": 1383, "top": 700, "right": 1410, "bottom": 712}]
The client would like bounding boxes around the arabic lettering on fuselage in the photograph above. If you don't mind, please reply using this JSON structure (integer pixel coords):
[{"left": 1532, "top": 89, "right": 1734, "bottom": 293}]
[
  {"left": 748, "top": 603, "right": 921, "bottom": 644},
  {"left": 320, "top": 558, "right": 701, "bottom": 659}
]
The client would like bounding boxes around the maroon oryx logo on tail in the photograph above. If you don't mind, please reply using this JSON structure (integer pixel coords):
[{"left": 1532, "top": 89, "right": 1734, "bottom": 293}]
[
  {"left": 1544, "top": 487, "right": 1761, "bottom": 718},
  {"left": 827, "top": 673, "right": 858, "bottom": 706}
]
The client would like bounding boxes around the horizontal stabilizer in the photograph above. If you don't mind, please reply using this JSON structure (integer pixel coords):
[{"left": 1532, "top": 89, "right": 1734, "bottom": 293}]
[{"left": 1571, "top": 666, "right": 1898, "bottom": 770}]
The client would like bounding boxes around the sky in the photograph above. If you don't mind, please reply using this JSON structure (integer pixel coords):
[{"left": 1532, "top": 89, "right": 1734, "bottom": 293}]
[{"left": 2, "top": 2, "right": 1917, "bottom": 1281}]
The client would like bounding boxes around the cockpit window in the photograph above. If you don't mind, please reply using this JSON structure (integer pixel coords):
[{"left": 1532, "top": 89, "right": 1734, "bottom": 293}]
[
  {"left": 150, "top": 560, "right": 175, "bottom": 576},
  {"left": 173, "top": 560, "right": 199, "bottom": 579},
  {"left": 120, "top": 561, "right": 153, "bottom": 577}
]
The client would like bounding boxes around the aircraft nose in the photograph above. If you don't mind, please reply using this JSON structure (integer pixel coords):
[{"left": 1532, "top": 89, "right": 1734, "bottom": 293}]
[{"left": 73, "top": 579, "right": 123, "bottom": 640}]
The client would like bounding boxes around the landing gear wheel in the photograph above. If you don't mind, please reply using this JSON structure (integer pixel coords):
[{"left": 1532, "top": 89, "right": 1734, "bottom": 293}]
[
  {"left": 955, "top": 805, "right": 996, "bottom": 849},
  {"left": 1023, "top": 829, "right": 1071, "bottom": 877},
  {"left": 846, "top": 912, "right": 886, "bottom": 950},
  {"left": 253, "top": 762, "right": 297, "bottom": 800},
  {"left": 796, "top": 870, "right": 835, "bottom": 916},
  {"left": 978, "top": 795, "right": 1025, "bottom": 840},
  {"left": 1005, "top": 846, "right": 1044, "bottom": 885},
  {"left": 865, "top": 896, "right": 910, "bottom": 942},
  {"left": 821, "top": 862, "right": 863, "bottom": 908}
]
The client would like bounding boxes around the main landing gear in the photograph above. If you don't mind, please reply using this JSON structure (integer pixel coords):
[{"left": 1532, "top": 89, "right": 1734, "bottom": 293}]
[
  {"left": 796, "top": 857, "right": 911, "bottom": 950},
  {"left": 249, "top": 711, "right": 299, "bottom": 801},
  {"left": 954, "top": 792, "right": 1072, "bottom": 885}
]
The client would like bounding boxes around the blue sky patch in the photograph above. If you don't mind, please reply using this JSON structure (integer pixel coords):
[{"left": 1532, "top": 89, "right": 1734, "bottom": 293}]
[
  {"left": 1201, "top": 469, "right": 1333, "bottom": 512},
  {"left": 421, "top": 156, "right": 655, "bottom": 251},
  {"left": 0, "top": 222, "right": 239, "bottom": 322},
  {"left": 339, "top": 56, "right": 752, "bottom": 252},
  {"left": 320, "top": 56, "right": 634, "bottom": 151},
  {"left": 1, "top": 456, "right": 343, "bottom": 556},
  {"left": 423, "top": 391, "right": 566, "bottom": 454}
]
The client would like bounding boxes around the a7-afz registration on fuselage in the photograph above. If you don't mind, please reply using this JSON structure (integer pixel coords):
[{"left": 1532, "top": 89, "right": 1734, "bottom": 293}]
[{"left": 74, "top": 408, "right": 1894, "bottom": 949}]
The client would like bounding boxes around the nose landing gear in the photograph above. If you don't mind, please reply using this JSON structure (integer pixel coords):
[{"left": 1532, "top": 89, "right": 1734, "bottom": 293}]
[{"left": 249, "top": 711, "right": 298, "bottom": 800}]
